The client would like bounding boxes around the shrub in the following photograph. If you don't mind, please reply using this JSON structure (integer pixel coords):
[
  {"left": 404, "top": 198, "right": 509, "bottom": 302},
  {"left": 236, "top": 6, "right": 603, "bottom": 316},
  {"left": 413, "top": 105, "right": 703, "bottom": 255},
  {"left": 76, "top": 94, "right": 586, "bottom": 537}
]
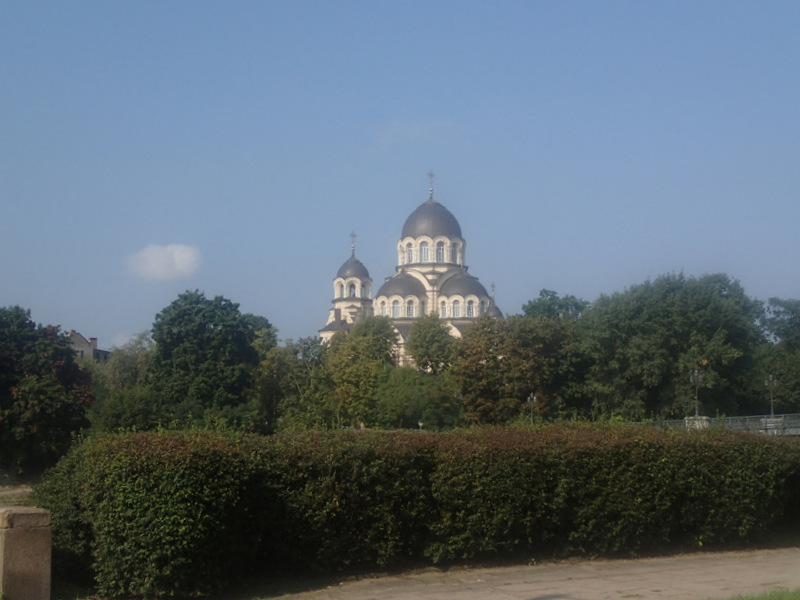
[
  {"left": 34, "top": 431, "right": 269, "bottom": 598},
  {"left": 34, "top": 425, "right": 800, "bottom": 597}
]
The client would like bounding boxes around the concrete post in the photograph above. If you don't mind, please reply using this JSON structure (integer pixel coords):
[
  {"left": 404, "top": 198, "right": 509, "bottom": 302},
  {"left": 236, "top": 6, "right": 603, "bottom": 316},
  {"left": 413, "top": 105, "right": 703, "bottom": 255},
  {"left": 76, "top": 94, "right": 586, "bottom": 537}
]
[{"left": 0, "top": 506, "right": 51, "bottom": 600}]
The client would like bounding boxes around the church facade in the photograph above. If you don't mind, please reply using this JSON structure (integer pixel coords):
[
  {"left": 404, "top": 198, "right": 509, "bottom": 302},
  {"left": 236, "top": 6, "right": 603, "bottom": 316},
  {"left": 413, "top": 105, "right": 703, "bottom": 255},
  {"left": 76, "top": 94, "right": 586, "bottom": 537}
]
[{"left": 320, "top": 184, "right": 501, "bottom": 362}]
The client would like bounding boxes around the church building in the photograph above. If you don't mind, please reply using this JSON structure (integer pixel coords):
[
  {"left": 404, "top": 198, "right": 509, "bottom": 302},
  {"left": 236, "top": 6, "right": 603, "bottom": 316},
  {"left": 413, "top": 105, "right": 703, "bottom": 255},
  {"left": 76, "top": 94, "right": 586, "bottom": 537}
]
[{"left": 320, "top": 180, "right": 502, "bottom": 363}]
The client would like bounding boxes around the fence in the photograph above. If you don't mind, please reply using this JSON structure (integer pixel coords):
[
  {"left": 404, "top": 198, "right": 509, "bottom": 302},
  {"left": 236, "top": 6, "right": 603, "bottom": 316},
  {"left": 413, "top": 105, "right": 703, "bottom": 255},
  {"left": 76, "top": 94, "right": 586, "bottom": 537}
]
[{"left": 658, "top": 413, "right": 800, "bottom": 436}]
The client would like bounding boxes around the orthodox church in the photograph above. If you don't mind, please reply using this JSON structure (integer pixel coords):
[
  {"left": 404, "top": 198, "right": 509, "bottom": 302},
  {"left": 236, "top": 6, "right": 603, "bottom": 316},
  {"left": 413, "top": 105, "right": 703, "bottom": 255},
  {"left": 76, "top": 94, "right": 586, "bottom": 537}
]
[{"left": 320, "top": 181, "right": 502, "bottom": 363}]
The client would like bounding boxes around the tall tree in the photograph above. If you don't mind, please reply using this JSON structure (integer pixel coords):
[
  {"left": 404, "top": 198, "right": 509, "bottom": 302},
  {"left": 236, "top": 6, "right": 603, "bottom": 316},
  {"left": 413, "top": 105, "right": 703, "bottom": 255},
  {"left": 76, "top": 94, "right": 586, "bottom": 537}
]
[
  {"left": 406, "top": 313, "right": 455, "bottom": 374},
  {"left": 757, "top": 297, "right": 800, "bottom": 414},
  {"left": 522, "top": 289, "right": 589, "bottom": 321},
  {"left": 0, "top": 306, "right": 91, "bottom": 471},
  {"left": 87, "top": 332, "right": 160, "bottom": 432},
  {"left": 324, "top": 317, "right": 397, "bottom": 427},
  {"left": 150, "top": 290, "right": 260, "bottom": 426},
  {"left": 576, "top": 273, "right": 764, "bottom": 419},
  {"left": 451, "top": 315, "right": 519, "bottom": 424}
]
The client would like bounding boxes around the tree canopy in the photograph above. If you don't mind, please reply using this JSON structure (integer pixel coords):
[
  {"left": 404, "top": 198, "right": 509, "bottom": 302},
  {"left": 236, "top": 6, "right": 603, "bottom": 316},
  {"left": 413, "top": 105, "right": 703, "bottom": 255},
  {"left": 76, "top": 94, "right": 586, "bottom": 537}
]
[
  {"left": 150, "top": 290, "right": 265, "bottom": 426},
  {"left": 0, "top": 306, "right": 91, "bottom": 471}
]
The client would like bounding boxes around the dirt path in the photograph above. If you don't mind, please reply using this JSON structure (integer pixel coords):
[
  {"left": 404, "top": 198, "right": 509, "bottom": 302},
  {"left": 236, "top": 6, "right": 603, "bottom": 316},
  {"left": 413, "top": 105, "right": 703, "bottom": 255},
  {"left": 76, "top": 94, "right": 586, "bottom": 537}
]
[{"left": 260, "top": 547, "right": 800, "bottom": 600}]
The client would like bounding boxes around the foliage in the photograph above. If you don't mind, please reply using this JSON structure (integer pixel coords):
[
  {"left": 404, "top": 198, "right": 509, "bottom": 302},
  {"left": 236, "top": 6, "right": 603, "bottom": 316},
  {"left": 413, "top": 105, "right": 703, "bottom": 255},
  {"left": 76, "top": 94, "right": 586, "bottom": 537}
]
[
  {"left": 574, "top": 273, "right": 765, "bottom": 419},
  {"left": 406, "top": 313, "right": 455, "bottom": 374},
  {"left": 86, "top": 332, "right": 160, "bottom": 432},
  {"left": 323, "top": 317, "right": 397, "bottom": 427},
  {"left": 33, "top": 430, "right": 270, "bottom": 598},
  {"left": 522, "top": 288, "right": 589, "bottom": 321},
  {"left": 150, "top": 290, "right": 262, "bottom": 428},
  {"left": 452, "top": 314, "right": 575, "bottom": 423},
  {"left": 374, "top": 367, "right": 462, "bottom": 430},
  {"left": 36, "top": 425, "right": 800, "bottom": 597},
  {"left": 0, "top": 306, "right": 91, "bottom": 472}
]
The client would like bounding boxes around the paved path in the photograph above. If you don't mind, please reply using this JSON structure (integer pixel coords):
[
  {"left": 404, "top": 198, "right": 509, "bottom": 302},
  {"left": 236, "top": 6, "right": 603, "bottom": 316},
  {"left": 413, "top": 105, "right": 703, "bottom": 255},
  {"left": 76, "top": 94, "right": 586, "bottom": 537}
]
[{"left": 263, "top": 547, "right": 800, "bottom": 600}]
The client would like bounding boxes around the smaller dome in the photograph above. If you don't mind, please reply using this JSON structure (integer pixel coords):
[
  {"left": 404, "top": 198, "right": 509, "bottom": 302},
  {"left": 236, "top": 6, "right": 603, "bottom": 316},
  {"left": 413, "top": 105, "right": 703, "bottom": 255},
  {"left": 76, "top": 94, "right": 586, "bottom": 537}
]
[
  {"left": 376, "top": 272, "right": 427, "bottom": 298},
  {"left": 337, "top": 251, "right": 370, "bottom": 279},
  {"left": 439, "top": 272, "right": 489, "bottom": 298}
]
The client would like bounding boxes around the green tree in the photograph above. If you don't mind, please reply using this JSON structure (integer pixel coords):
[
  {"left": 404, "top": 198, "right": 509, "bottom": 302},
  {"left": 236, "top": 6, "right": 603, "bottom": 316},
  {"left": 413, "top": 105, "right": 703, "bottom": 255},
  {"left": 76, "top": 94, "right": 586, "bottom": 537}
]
[
  {"left": 522, "top": 288, "right": 589, "bottom": 321},
  {"left": 87, "top": 332, "right": 160, "bottom": 432},
  {"left": 756, "top": 297, "right": 800, "bottom": 414},
  {"left": 150, "top": 290, "right": 260, "bottom": 427},
  {"left": 324, "top": 317, "right": 397, "bottom": 427},
  {"left": 576, "top": 273, "right": 764, "bottom": 419},
  {"left": 406, "top": 313, "right": 455, "bottom": 374},
  {"left": 451, "top": 315, "right": 519, "bottom": 424},
  {"left": 0, "top": 306, "right": 91, "bottom": 471},
  {"left": 259, "top": 337, "right": 333, "bottom": 432},
  {"left": 374, "top": 367, "right": 462, "bottom": 430}
]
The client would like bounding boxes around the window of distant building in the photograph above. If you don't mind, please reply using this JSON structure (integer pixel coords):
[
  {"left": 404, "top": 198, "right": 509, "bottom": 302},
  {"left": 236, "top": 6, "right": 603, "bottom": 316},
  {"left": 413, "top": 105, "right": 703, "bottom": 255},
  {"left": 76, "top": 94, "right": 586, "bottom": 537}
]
[
  {"left": 467, "top": 300, "right": 475, "bottom": 317},
  {"left": 349, "top": 283, "right": 356, "bottom": 297},
  {"left": 450, "top": 243, "right": 458, "bottom": 263},
  {"left": 420, "top": 241, "right": 429, "bottom": 262},
  {"left": 406, "top": 300, "right": 414, "bottom": 317},
  {"left": 406, "top": 243, "right": 413, "bottom": 264},
  {"left": 452, "top": 300, "right": 461, "bottom": 318},
  {"left": 392, "top": 300, "right": 401, "bottom": 318},
  {"left": 440, "top": 301, "right": 447, "bottom": 318},
  {"left": 380, "top": 301, "right": 386, "bottom": 316},
  {"left": 436, "top": 241, "right": 445, "bottom": 262}
]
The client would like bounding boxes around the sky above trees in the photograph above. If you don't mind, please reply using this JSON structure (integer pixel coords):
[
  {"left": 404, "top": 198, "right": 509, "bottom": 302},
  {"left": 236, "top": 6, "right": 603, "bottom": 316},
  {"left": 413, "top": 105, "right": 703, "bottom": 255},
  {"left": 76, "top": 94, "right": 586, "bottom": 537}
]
[{"left": 2, "top": 1, "right": 799, "bottom": 347}]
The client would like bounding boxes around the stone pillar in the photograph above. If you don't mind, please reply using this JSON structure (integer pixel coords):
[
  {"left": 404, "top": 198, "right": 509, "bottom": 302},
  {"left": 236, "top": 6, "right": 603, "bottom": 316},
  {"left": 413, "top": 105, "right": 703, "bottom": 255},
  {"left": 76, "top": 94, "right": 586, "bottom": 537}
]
[{"left": 0, "top": 506, "right": 51, "bottom": 600}]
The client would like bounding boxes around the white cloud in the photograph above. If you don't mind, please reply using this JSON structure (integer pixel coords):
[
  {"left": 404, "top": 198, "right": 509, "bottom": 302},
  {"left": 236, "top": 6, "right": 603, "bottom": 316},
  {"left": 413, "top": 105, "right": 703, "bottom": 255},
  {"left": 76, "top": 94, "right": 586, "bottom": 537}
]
[{"left": 127, "top": 244, "right": 201, "bottom": 281}]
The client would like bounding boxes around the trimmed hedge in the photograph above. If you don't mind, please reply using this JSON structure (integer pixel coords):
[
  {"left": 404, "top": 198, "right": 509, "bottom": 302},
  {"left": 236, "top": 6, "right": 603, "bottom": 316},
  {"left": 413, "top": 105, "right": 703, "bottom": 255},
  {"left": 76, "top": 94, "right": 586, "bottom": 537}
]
[{"left": 34, "top": 425, "right": 800, "bottom": 597}]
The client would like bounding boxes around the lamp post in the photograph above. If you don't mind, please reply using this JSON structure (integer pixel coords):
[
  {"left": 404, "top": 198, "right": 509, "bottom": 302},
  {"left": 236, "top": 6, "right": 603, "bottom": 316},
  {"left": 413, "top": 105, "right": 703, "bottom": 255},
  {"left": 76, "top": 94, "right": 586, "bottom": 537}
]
[
  {"left": 691, "top": 369, "right": 701, "bottom": 417},
  {"left": 527, "top": 393, "right": 537, "bottom": 425},
  {"left": 765, "top": 375, "right": 776, "bottom": 417}
]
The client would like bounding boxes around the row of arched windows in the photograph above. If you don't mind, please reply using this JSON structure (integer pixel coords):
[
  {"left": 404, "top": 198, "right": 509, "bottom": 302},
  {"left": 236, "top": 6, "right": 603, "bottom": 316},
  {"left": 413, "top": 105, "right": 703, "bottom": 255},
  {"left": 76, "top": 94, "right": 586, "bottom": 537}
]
[
  {"left": 378, "top": 299, "right": 427, "bottom": 318},
  {"left": 404, "top": 240, "right": 459, "bottom": 264},
  {"left": 336, "top": 281, "right": 369, "bottom": 299},
  {"left": 376, "top": 297, "right": 483, "bottom": 319},
  {"left": 439, "top": 299, "right": 477, "bottom": 318}
]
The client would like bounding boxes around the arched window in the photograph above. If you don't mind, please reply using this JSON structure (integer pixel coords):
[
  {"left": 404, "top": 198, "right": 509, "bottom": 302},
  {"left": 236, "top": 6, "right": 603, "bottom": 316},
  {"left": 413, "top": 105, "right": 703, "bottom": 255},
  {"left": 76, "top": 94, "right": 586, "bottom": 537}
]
[
  {"left": 467, "top": 300, "right": 475, "bottom": 317},
  {"left": 380, "top": 301, "right": 386, "bottom": 316},
  {"left": 338, "top": 284, "right": 344, "bottom": 298},
  {"left": 406, "top": 243, "right": 413, "bottom": 264},
  {"left": 452, "top": 300, "right": 461, "bottom": 318},
  {"left": 406, "top": 300, "right": 414, "bottom": 317},
  {"left": 349, "top": 283, "right": 356, "bottom": 297},
  {"left": 450, "top": 243, "right": 458, "bottom": 263},
  {"left": 440, "top": 301, "right": 447, "bottom": 318},
  {"left": 436, "top": 242, "right": 445, "bottom": 262},
  {"left": 420, "top": 241, "right": 429, "bottom": 262},
  {"left": 392, "top": 300, "right": 401, "bottom": 318},
  {"left": 361, "top": 285, "right": 367, "bottom": 298}
]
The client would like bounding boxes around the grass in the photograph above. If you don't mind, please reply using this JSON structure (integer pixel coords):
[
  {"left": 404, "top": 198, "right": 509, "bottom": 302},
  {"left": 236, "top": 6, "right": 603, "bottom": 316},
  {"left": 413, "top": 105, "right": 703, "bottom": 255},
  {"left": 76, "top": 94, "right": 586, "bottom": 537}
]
[{"left": 731, "top": 592, "right": 800, "bottom": 600}]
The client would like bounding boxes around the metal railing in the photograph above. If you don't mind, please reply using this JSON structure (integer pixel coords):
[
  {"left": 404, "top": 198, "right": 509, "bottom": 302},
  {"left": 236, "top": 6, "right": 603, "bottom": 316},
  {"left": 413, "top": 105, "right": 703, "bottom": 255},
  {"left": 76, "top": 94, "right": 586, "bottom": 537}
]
[{"left": 658, "top": 413, "right": 800, "bottom": 436}]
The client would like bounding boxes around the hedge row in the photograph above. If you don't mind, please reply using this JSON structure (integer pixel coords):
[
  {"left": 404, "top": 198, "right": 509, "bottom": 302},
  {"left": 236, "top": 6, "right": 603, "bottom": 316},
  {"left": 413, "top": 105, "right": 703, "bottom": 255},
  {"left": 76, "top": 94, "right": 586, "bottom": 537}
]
[{"left": 34, "top": 426, "right": 800, "bottom": 598}]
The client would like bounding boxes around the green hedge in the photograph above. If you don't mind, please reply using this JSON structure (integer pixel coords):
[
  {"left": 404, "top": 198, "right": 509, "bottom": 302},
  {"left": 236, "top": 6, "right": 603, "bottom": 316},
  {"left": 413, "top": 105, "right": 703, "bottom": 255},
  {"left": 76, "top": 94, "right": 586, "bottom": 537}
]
[{"left": 34, "top": 425, "right": 800, "bottom": 598}]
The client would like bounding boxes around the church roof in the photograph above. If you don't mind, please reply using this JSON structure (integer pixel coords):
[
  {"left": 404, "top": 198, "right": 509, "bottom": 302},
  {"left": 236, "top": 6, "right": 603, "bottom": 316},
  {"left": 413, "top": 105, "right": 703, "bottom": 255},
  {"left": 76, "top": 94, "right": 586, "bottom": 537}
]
[
  {"left": 376, "top": 272, "right": 427, "bottom": 298},
  {"left": 336, "top": 251, "right": 370, "bottom": 279},
  {"left": 401, "top": 194, "right": 462, "bottom": 239},
  {"left": 439, "top": 272, "right": 489, "bottom": 298}
]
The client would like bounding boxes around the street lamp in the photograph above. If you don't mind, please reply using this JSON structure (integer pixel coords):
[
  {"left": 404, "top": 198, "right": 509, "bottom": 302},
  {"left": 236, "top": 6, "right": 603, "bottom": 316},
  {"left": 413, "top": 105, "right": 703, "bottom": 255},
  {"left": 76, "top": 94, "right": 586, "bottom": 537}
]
[
  {"left": 527, "top": 393, "right": 537, "bottom": 425},
  {"left": 765, "top": 375, "right": 776, "bottom": 417},
  {"left": 691, "top": 369, "right": 702, "bottom": 417}
]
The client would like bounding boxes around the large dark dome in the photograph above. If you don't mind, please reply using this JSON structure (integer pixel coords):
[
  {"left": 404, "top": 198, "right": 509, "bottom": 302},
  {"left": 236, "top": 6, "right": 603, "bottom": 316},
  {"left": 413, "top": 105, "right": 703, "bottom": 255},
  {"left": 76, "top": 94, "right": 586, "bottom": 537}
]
[
  {"left": 376, "top": 272, "right": 427, "bottom": 298},
  {"left": 336, "top": 252, "right": 370, "bottom": 279},
  {"left": 439, "top": 272, "right": 489, "bottom": 298},
  {"left": 401, "top": 196, "right": 462, "bottom": 239}
]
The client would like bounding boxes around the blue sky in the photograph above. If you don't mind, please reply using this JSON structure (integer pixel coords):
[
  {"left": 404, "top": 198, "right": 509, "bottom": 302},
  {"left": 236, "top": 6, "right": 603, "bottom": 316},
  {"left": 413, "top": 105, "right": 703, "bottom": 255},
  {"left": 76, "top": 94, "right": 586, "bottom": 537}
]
[{"left": 2, "top": 1, "right": 799, "bottom": 348}]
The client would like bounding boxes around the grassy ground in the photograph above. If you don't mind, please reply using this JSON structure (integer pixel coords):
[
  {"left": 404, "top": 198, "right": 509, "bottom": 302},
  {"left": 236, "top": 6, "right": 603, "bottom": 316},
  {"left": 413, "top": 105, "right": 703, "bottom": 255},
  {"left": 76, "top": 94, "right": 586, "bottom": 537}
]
[{"left": 733, "top": 592, "right": 800, "bottom": 600}]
